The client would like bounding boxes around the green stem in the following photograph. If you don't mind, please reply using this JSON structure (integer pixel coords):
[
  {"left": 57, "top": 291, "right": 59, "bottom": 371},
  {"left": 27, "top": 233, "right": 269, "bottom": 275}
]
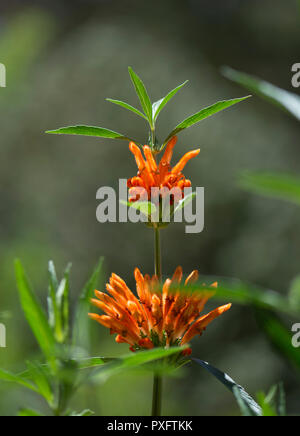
[
  {"left": 152, "top": 373, "right": 163, "bottom": 416},
  {"left": 152, "top": 226, "right": 163, "bottom": 416},
  {"left": 151, "top": 126, "right": 155, "bottom": 149},
  {"left": 154, "top": 227, "right": 162, "bottom": 281}
]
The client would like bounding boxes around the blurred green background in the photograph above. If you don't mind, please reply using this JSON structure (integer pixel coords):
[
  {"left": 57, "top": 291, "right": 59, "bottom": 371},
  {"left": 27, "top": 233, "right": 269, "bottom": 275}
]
[{"left": 0, "top": 0, "right": 300, "bottom": 416}]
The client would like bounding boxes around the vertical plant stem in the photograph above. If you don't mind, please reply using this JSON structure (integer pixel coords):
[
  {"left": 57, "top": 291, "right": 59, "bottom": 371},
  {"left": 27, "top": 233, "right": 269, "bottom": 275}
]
[
  {"left": 151, "top": 126, "right": 156, "bottom": 149},
  {"left": 152, "top": 373, "right": 163, "bottom": 416},
  {"left": 154, "top": 226, "right": 162, "bottom": 281},
  {"left": 152, "top": 226, "right": 163, "bottom": 416}
]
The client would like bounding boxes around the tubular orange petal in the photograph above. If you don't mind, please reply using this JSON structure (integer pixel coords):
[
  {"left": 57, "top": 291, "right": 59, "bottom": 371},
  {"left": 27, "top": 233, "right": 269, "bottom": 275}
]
[
  {"left": 88, "top": 314, "right": 113, "bottom": 329},
  {"left": 129, "top": 142, "right": 146, "bottom": 172},
  {"left": 181, "top": 303, "right": 232, "bottom": 345},
  {"left": 185, "top": 270, "right": 199, "bottom": 285},
  {"left": 172, "top": 266, "right": 183, "bottom": 283},
  {"left": 171, "top": 149, "right": 200, "bottom": 175},
  {"left": 90, "top": 298, "right": 116, "bottom": 317},
  {"left": 115, "top": 334, "right": 135, "bottom": 346},
  {"left": 159, "top": 136, "right": 177, "bottom": 167},
  {"left": 143, "top": 145, "right": 158, "bottom": 173}
]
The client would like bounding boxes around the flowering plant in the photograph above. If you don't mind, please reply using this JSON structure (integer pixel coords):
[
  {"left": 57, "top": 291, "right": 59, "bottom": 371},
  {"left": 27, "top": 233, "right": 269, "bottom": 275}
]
[
  {"left": 45, "top": 68, "right": 252, "bottom": 415},
  {"left": 0, "top": 68, "right": 275, "bottom": 417}
]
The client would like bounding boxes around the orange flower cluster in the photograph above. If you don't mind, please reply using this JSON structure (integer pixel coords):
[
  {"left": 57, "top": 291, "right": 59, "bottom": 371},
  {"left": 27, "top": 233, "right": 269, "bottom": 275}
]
[
  {"left": 89, "top": 267, "right": 231, "bottom": 354},
  {"left": 127, "top": 136, "right": 200, "bottom": 204}
]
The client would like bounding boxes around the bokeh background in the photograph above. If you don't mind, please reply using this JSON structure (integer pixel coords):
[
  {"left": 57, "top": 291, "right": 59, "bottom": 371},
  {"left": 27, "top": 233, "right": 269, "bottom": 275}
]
[{"left": 0, "top": 0, "right": 300, "bottom": 416}]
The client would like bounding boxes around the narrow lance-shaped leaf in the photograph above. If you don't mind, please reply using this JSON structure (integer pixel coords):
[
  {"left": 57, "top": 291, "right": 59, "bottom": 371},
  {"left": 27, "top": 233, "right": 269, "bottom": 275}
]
[
  {"left": 164, "top": 96, "right": 250, "bottom": 144},
  {"left": 193, "top": 359, "right": 262, "bottom": 416},
  {"left": 128, "top": 67, "right": 153, "bottom": 126},
  {"left": 174, "top": 192, "right": 196, "bottom": 215},
  {"left": 91, "top": 346, "right": 187, "bottom": 382},
  {"left": 73, "top": 258, "right": 104, "bottom": 350},
  {"left": 222, "top": 66, "right": 300, "bottom": 121},
  {"left": 120, "top": 200, "right": 157, "bottom": 219},
  {"left": 152, "top": 80, "right": 189, "bottom": 121},
  {"left": 47, "top": 261, "right": 71, "bottom": 343},
  {"left": 18, "top": 409, "right": 43, "bottom": 417},
  {"left": 46, "top": 125, "right": 137, "bottom": 143},
  {"left": 78, "top": 357, "right": 116, "bottom": 370},
  {"left": 240, "top": 171, "right": 300, "bottom": 206},
  {"left": 278, "top": 382, "right": 286, "bottom": 417},
  {"left": 26, "top": 361, "right": 54, "bottom": 406},
  {"left": 62, "top": 264, "right": 72, "bottom": 339},
  {"left": 47, "top": 261, "right": 61, "bottom": 338},
  {"left": 15, "top": 260, "right": 56, "bottom": 371},
  {"left": 56, "top": 263, "right": 72, "bottom": 342},
  {"left": 106, "top": 99, "right": 148, "bottom": 121},
  {"left": 256, "top": 391, "right": 277, "bottom": 417},
  {"left": 255, "top": 309, "right": 300, "bottom": 372},
  {"left": 264, "top": 384, "right": 278, "bottom": 406},
  {"left": 289, "top": 275, "right": 300, "bottom": 309},
  {"left": 0, "top": 368, "right": 39, "bottom": 393},
  {"left": 233, "top": 386, "right": 257, "bottom": 417},
  {"left": 69, "top": 410, "right": 95, "bottom": 417}
]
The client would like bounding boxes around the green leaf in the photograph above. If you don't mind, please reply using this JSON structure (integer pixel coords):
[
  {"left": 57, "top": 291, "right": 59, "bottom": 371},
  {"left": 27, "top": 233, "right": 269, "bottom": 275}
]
[
  {"left": 120, "top": 200, "right": 157, "bottom": 218},
  {"left": 61, "top": 263, "right": 72, "bottom": 340},
  {"left": 47, "top": 261, "right": 61, "bottom": 338},
  {"left": 54, "top": 263, "right": 72, "bottom": 343},
  {"left": 92, "top": 347, "right": 187, "bottom": 382},
  {"left": 256, "top": 390, "right": 278, "bottom": 417},
  {"left": 164, "top": 96, "right": 250, "bottom": 144},
  {"left": 174, "top": 192, "right": 196, "bottom": 214},
  {"left": 0, "top": 368, "right": 39, "bottom": 393},
  {"left": 240, "top": 171, "right": 300, "bottom": 206},
  {"left": 78, "top": 357, "right": 116, "bottom": 370},
  {"left": 233, "top": 386, "right": 255, "bottom": 416},
  {"left": 256, "top": 384, "right": 282, "bottom": 417},
  {"left": 48, "top": 260, "right": 59, "bottom": 290},
  {"left": 222, "top": 66, "right": 300, "bottom": 121},
  {"left": 193, "top": 359, "right": 262, "bottom": 416},
  {"left": 128, "top": 67, "right": 153, "bottom": 126},
  {"left": 289, "top": 275, "right": 300, "bottom": 310},
  {"left": 264, "top": 384, "right": 278, "bottom": 405},
  {"left": 73, "top": 258, "right": 104, "bottom": 350},
  {"left": 47, "top": 261, "right": 72, "bottom": 342},
  {"left": 256, "top": 392, "right": 277, "bottom": 417},
  {"left": 152, "top": 80, "right": 188, "bottom": 121},
  {"left": 278, "top": 382, "right": 286, "bottom": 416},
  {"left": 106, "top": 99, "right": 148, "bottom": 121},
  {"left": 18, "top": 409, "right": 43, "bottom": 417},
  {"left": 46, "top": 125, "right": 135, "bottom": 142},
  {"left": 26, "top": 361, "right": 54, "bottom": 405},
  {"left": 15, "top": 260, "right": 56, "bottom": 371},
  {"left": 69, "top": 409, "right": 95, "bottom": 417},
  {"left": 256, "top": 309, "right": 300, "bottom": 372}
]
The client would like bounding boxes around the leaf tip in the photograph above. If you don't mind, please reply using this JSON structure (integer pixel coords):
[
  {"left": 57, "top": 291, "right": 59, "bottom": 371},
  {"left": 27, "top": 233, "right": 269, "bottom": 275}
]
[{"left": 45, "top": 129, "right": 58, "bottom": 135}]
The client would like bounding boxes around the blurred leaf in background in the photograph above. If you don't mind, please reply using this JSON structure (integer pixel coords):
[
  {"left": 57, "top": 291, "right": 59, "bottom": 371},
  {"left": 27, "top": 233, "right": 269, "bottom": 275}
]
[
  {"left": 73, "top": 258, "right": 104, "bottom": 354},
  {"left": 239, "top": 172, "right": 300, "bottom": 206},
  {"left": 222, "top": 66, "right": 300, "bottom": 207},
  {"left": 255, "top": 309, "right": 300, "bottom": 374},
  {"left": 256, "top": 383, "right": 286, "bottom": 416},
  {"left": 222, "top": 67, "right": 300, "bottom": 121}
]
